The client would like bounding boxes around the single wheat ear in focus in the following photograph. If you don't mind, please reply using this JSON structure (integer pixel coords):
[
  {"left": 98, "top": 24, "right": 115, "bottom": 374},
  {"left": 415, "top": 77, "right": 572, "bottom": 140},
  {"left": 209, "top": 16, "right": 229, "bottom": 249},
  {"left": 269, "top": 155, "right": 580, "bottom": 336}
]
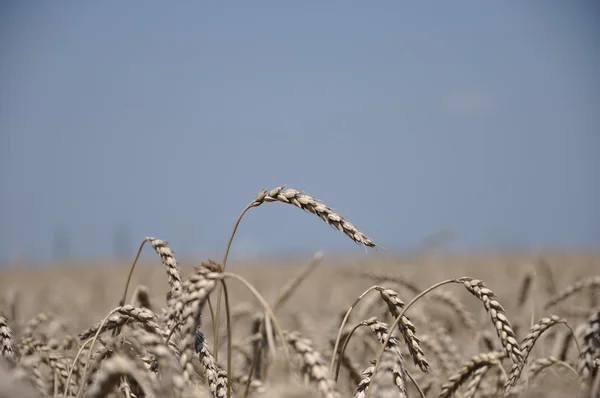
[{"left": 253, "top": 186, "right": 376, "bottom": 247}]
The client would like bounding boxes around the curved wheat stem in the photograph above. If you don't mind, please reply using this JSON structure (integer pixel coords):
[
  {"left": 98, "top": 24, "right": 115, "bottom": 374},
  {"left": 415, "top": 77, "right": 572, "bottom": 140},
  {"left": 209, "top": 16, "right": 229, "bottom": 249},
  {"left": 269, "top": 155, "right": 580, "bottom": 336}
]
[
  {"left": 367, "top": 277, "right": 522, "bottom": 398},
  {"left": 85, "top": 354, "right": 155, "bottom": 398},
  {"left": 330, "top": 285, "right": 383, "bottom": 375},
  {"left": 119, "top": 237, "right": 182, "bottom": 307},
  {"left": 505, "top": 315, "right": 569, "bottom": 390},
  {"left": 215, "top": 186, "right": 376, "bottom": 363}
]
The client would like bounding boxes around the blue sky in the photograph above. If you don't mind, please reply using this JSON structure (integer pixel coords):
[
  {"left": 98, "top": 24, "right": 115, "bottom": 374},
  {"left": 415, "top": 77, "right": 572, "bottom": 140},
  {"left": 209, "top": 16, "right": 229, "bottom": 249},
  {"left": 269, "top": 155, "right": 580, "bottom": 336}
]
[{"left": 1, "top": 1, "right": 598, "bottom": 262}]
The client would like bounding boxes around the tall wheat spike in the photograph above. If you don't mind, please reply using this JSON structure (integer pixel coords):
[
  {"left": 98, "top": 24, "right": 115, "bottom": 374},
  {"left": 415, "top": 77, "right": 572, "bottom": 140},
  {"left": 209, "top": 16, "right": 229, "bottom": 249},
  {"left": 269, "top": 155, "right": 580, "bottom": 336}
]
[
  {"left": 459, "top": 278, "right": 524, "bottom": 366},
  {"left": 253, "top": 186, "right": 375, "bottom": 247}
]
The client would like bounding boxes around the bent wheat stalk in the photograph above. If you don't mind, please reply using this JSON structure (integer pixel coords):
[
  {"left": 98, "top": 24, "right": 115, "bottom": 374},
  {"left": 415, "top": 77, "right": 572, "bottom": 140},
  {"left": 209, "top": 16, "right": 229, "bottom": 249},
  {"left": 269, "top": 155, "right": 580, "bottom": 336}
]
[
  {"left": 330, "top": 285, "right": 383, "bottom": 375},
  {"left": 215, "top": 186, "right": 376, "bottom": 354}
]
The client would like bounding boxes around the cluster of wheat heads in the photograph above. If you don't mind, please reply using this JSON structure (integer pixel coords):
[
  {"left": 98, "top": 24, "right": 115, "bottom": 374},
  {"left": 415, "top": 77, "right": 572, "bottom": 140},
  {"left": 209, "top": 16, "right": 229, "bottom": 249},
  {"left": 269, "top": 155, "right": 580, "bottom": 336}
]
[{"left": 0, "top": 186, "right": 598, "bottom": 398}]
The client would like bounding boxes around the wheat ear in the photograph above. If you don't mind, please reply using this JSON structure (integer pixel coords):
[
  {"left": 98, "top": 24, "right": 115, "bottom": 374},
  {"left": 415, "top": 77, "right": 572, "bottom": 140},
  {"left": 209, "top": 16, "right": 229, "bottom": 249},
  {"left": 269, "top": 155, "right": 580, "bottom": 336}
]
[
  {"left": 578, "top": 310, "right": 599, "bottom": 385},
  {"left": 285, "top": 330, "right": 341, "bottom": 398},
  {"left": 440, "top": 351, "right": 507, "bottom": 398},
  {"left": 376, "top": 287, "right": 429, "bottom": 373},
  {"left": 215, "top": 186, "right": 376, "bottom": 362},
  {"left": 505, "top": 315, "right": 575, "bottom": 391},
  {"left": 0, "top": 316, "right": 18, "bottom": 364},
  {"left": 367, "top": 277, "right": 522, "bottom": 398}
]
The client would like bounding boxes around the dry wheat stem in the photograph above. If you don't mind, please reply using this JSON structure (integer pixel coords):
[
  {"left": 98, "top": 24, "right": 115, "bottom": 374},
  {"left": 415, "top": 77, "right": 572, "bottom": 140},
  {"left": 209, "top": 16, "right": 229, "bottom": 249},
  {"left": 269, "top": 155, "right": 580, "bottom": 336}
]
[
  {"left": 120, "top": 238, "right": 150, "bottom": 307},
  {"left": 85, "top": 354, "right": 155, "bottom": 398},
  {"left": 335, "top": 321, "right": 369, "bottom": 381},
  {"left": 366, "top": 277, "right": 522, "bottom": 398},
  {"left": 218, "top": 279, "right": 234, "bottom": 397},
  {"left": 221, "top": 272, "right": 292, "bottom": 368},
  {"left": 216, "top": 186, "right": 376, "bottom": 360},
  {"left": 365, "top": 279, "right": 458, "bottom": 398},
  {"left": 77, "top": 306, "right": 127, "bottom": 398},
  {"left": 64, "top": 335, "right": 97, "bottom": 396},
  {"left": 505, "top": 315, "right": 579, "bottom": 393},
  {"left": 329, "top": 338, "right": 363, "bottom": 387},
  {"left": 329, "top": 285, "right": 383, "bottom": 376}
]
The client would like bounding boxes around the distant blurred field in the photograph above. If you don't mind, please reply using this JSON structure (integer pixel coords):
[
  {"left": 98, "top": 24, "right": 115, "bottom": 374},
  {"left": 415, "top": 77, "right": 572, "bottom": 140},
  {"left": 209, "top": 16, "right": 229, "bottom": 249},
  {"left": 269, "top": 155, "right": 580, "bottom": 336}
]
[{"left": 1, "top": 251, "right": 598, "bottom": 397}]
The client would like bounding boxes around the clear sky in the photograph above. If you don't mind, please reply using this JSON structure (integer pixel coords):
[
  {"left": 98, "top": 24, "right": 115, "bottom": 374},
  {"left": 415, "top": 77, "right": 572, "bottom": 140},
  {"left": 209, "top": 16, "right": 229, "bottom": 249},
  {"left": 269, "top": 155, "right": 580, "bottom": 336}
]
[{"left": 1, "top": 1, "right": 599, "bottom": 262}]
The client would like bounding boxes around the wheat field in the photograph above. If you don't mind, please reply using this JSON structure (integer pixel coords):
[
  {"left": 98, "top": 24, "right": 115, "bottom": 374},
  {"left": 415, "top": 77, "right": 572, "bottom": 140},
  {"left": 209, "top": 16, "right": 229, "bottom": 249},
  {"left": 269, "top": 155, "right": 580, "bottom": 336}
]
[{"left": 0, "top": 187, "right": 598, "bottom": 398}]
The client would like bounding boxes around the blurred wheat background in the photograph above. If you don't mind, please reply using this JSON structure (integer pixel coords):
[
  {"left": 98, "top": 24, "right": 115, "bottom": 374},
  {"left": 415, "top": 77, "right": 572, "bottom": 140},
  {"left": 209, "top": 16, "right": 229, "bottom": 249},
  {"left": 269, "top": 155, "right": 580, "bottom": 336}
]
[{"left": 1, "top": 2, "right": 598, "bottom": 398}]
